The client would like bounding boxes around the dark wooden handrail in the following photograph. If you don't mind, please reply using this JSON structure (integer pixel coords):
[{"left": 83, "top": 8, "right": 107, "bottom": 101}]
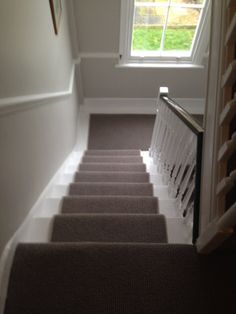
[{"left": 161, "top": 95, "right": 204, "bottom": 135}]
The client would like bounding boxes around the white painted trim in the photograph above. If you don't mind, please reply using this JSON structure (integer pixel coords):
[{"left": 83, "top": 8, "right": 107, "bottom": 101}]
[
  {"left": 119, "top": 0, "right": 210, "bottom": 66},
  {"left": 66, "top": 0, "right": 80, "bottom": 58},
  {"left": 84, "top": 98, "right": 157, "bottom": 114},
  {"left": 198, "top": 0, "right": 225, "bottom": 236},
  {"left": 74, "top": 58, "right": 84, "bottom": 104},
  {"left": 0, "top": 149, "right": 82, "bottom": 314},
  {"left": 115, "top": 63, "right": 204, "bottom": 69},
  {"left": 0, "top": 64, "right": 76, "bottom": 116},
  {"left": 119, "top": 0, "right": 135, "bottom": 62},
  {"left": 79, "top": 52, "right": 120, "bottom": 59},
  {"left": 192, "top": 0, "right": 211, "bottom": 65},
  {"left": 74, "top": 57, "right": 82, "bottom": 64},
  {"left": 83, "top": 97, "right": 205, "bottom": 115}
]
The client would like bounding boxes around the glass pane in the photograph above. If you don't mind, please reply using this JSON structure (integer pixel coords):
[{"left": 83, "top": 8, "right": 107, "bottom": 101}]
[
  {"left": 163, "top": 7, "right": 201, "bottom": 51},
  {"left": 135, "top": 0, "right": 168, "bottom": 3},
  {"left": 135, "top": 0, "right": 205, "bottom": 4},
  {"left": 171, "top": 0, "right": 205, "bottom": 4},
  {"left": 131, "top": 5, "right": 167, "bottom": 53}
]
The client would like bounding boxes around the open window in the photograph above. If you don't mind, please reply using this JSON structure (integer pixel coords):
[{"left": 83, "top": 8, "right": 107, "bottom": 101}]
[{"left": 119, "top": 0, "right": 210, "bottom": 66}]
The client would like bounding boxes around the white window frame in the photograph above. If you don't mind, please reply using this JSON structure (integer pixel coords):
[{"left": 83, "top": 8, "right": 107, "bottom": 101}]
[{"left": 119, "top": 0, "right": 211, "bottom": 67}]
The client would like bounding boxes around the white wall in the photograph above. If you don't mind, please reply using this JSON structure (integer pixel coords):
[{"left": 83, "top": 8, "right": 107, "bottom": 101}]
[
  {"left": 81, "top": 59, "right": 206, "bottom": 98},
  {"left": 0, "top": 0, "right": 73, "bottom": 98},
  {"left": 0, "top": 88, "right": 79, "bottom": 255},
  {"left": 74, "top": 0, "right": 208, "bottom": 99},
  {"left": 75, "top": 0, "right": 120, "bottom": 53},
  {"left": 0, "top": 0, "right": 79, "bottom": 255}
]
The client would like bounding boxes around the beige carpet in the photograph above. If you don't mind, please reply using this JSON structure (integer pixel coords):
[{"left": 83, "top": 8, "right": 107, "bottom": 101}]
[{"left": 88, "top": 114, "right": 155, "bottom": 150}]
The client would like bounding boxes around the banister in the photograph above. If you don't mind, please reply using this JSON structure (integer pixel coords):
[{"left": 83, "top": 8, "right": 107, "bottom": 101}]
[
  {"left": 151, "top": 87, "right": 204, "bottom": 243},
  {"left": 164, "top": 94, "right": 203, "bottom": 243},
  {"left": 160, "top": 96, "right": 204, "bottom": 135}
]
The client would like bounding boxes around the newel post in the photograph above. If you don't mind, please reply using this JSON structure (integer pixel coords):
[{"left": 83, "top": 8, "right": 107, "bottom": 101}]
[{"left": 150, "top": 87, "right": 169, "bottom": 157}]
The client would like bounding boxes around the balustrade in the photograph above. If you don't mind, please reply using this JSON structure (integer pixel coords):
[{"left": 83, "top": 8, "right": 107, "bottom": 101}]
[{"left": 150, "top": 87, "right": 204, "bottom": 242}]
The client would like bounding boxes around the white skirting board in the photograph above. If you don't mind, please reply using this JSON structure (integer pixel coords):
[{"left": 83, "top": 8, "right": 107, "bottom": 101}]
[
  {"left": 83, "top": 97, "right": 205, "bottom": 115},
  {"left": 0, "top": 149, "right": 82, "bottom": 314}
]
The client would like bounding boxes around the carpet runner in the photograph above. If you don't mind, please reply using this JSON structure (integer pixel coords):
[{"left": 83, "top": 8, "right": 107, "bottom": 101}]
[
  {"left": 88, "top": 115, "right": 155, "bottom": 150},
  {"left": 4, "top": 149, "right": 236, "bottom": 313}
]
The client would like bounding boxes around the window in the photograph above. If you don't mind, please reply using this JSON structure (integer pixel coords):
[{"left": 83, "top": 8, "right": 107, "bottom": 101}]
[{"left": 119, "top": 0, "right": 210, "bottom": 66}]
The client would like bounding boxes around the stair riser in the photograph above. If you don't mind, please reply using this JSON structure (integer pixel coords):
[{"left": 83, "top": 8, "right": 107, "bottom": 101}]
[
  {"left": 84, "top": 150, "right": 140, "bottom": 156},
  {"left": 82, "top": 156, "right": 143, "bottom": 163},
  {"left": 74, "top": 172, "right": 150, "bottom": 183},
  {"left": 61, "top": 196, "right": 158, "bottom": 214},
  {"left": 79, "top": 163, "right": 146, "bottom": 172},
  {"left": 69, "top": 183, "right": 153, "bottom": 196},
  {"left": 51, "top": 214, "right": 167, "bottom": 243}
]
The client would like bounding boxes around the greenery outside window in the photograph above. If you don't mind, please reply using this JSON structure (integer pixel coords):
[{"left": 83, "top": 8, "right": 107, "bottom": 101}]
[{"left": 119, "top": 0, "right": 210, "bottom": 66}]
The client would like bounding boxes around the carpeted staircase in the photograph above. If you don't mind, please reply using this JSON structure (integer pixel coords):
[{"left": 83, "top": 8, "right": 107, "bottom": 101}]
[
  {"left": 3, "top": 150, "right": 236, "bottom": 313},
  {"left": 51, "top": 149, "right": 167, "bottom": 244}
]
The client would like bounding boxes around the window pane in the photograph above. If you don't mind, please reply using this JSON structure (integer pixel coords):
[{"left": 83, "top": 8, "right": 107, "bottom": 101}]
[
  {"left": 170, "top": 0, "right": 205, "bottom": 4},
  {"left": 132, "top": 5, "right": 167, "bottom": 53},
  {"left": 163, "top": 7, "right": 201, "bottom": 51},
  {"left": 135, "top": 0, "right": 168, "bottom": 3},
  {"left": 135, "top": 0, "right": 205, "bottom": 4}
]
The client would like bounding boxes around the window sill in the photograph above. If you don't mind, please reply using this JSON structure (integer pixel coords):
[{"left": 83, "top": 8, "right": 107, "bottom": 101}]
[{"left": 115, "top": 62, "right": 204, "bottom": 69}]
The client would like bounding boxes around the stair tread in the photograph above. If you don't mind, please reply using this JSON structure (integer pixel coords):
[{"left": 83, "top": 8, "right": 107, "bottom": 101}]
[
  {"left": 69, "top": 182, "right": 153, "bottom": 196},
  {"left": 84, "top": 149, "right": 141, "bottom": 156},
  {"left": 51, "top": 214, "right": 167, "bottom": 243},
  {"left": 61, "top": 195, "right": 158, "bottom": 214},
  {"left": 74, "top": 171, "right": 150, "bottom": 183},
  {"left": 5, "top": 243, "right": 236, "bottom": 314}
]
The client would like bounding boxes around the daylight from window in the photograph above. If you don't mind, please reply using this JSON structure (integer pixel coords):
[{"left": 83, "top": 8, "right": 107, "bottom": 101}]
[{"left": 131, "top": 0, "right": 206, "bottom": 58}]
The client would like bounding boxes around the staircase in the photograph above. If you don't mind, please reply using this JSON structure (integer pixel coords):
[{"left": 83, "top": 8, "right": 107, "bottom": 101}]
[
  {"left": 3, "top": 149, "right": 236, "bottom": 313},
  {"left": 51, "top": 149, "right": 167, "bottom": 243}
]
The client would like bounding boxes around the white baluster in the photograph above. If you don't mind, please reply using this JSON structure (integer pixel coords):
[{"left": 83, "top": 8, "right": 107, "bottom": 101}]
[{"left": 150, "top": 87, "right": 202, "bottom": 238}]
